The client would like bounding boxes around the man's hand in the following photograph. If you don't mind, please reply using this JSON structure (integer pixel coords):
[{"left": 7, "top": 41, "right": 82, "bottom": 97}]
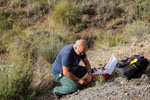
[
  {"left": 82, "top": 57, "right": 92, "bottom": 82},
  {"left": 87, "top": 74, "right": 92, "bottom": 82},
  {"left": 78, "top": 79, "right": 87, "bottom": 85}
]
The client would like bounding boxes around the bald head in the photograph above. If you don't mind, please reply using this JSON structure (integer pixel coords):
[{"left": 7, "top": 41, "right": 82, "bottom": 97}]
[
  {"left": 75, "top": 39, "right": 87, "bottom": 49},
  {"left": 74, "top": 39, "right": 87, "bottom": 55}
]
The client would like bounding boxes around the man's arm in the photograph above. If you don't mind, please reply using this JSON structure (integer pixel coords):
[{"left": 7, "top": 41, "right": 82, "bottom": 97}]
[
  {"left": 82, "top": 57, "right": 92, "bottom": 81},
  {"left": 63, "top": 66, "right": 87, "bottom": 85}
]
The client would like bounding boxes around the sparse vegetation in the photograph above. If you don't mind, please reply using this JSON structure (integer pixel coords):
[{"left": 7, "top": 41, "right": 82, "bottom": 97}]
[
  {"left": 51, "top": 0, "right": 80, "bottom": 30},
  {"left": 123, "top": 21, "right": 150, "bottom": 43},
  {"left": 127, "top": 0, "right": 150, "bottom": 22},
  {"left": 95, "top": 31, "right": 125, "bottom": 49},
  {"left": 97, "top": 75, "right": 105, "bottom": 84},
  {"left": 0, "top": 56, "right": 35, "bottom": 100},
  {"left": 0, "top": 10, "right": 14, "bottom": 30},
  {"left": 96, "top": 0, "right": 123, "bottom": 21},
  {"left": 1, "top": 0, "right": 150, "bottom": 99}
]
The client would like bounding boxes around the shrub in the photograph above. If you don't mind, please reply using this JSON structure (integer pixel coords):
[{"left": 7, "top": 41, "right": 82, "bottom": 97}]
[
  {"left": 95, "top": 31, "right": 125, "bottom": 49},
  {"left": 127, "top": 0, "right": 150, "bottom": 22},
  {"left": 96, "top": 0, "right": 123, "bottom": 21},
  {"left": 0, "top": 56, "right": 35, "bottom": 100},
  {"left": 1, "top": 36, "right": 10, "bottom": 52},
  {"left": 80, "top": 33, "right": 97, "bottom": 48},
  {"left": 0, "top": 10, "right": 14, "bottom": 30},
  {"left": 9, "top": 0, "right": 25, "bottom": 8},
  {"left": 8, "top": 31, "right": 48, "bottom": 62},
  {"left": 97, "top": 75, "right": 105, "bottom": 84},
  {"left": 38, "top": 36, "right": 64, "bottom": 63},
  {"left": 30, "top": 0, "right": 47, "bottom": 8},
  {"left": 123, "top": 21, "right": 150, "bottom": 43},
  {"left": 51, "top": 0, "right": 80, "bottom": 29},
  {"left": 8, "top": 30, "right": 76, "bottom": 64},
  {"left": 47, "top": 0, "right": 59, "bottom": 12},
  {"left": 0, "top": 0, "right": 7, "bottom": 5},
  {"left": 27, "top": 0, "right": 59, "bottom": 17},
  {"left": 26, "top": 2, "right": 41, "bottom": 17},
  {"left": 74, "top": 1, "right": 92, "bottom": 31},
  {"left": 0, "top": 25, "right": 24, "bottom": 53}
]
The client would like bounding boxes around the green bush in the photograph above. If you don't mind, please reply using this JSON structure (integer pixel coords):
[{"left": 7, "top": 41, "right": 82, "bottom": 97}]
[
  {"left": 51, "top": 0, "right": 80, "bottom": 29},
  {"left": 0, "top": 0, "right": 7, "bottom": 5},
  {"left": 8, "top": 30, "right": 76, "bottom": 64},
  {"left": 95, "top": 31, "right": 125, "bottom": 49},
  {"left": 30, "top": 0, "right": 50, "bottom": 11},
  {"left": 27, "top": 0, "right": 59, "bottom": 17},
  {"left": 123, "top": 21, "right": 150, "bottom": 43},
  {"left": 26, "top": 2, "right": 41, "bottom": 17},
  {"left": 38, "top": 36, "right": 64, "bottom": 63},
  {"left": 96, "top": 0, "right": 123, "bottom": 21},
  {"left": 0, "top": 56, "right": 35, "bottom": 100},
  {"left": 74, "top": 1, "right": 92, "bottom": 31},
  {"left": 97, "top": 75, "right": 105, "bottom": 84},
  {"left": 9, "top": 0, "right": 26, "bottom": 8},
  {"left": 0, "top": 10, "right": 14, "bottom": 30},
  {"left": 0, "top": 26, "right": 24, "bottom": 53},
  {"left": 4, "top": 30, "right": 77, "bottom": 99},
  {"left": 8, "top": 31, "right": 48, "bottom": 62},
  {"left": 80, "top": 33, "right": 97, "bottom": 48},
  {"left": 128, "top": 0, "right": 150, "bottom": 22}
]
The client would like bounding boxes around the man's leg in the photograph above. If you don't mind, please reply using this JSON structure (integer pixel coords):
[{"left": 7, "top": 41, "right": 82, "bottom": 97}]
[
  {"left": 74, "top": 66, "right": 87, "bottom": 78},
  {"left": 52, "top": 66, "right": 87, "bottom": 97},
  {"left": 53, "top": 75, "right": 78, "bottom": 96},
  {"left": 75, "top": 66, "right": 96, "bottom": 88}
]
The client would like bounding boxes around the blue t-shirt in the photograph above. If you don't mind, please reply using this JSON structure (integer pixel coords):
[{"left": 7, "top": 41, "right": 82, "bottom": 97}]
[{"left": 51, "top": 44, "right": 86, "bottom": 75}]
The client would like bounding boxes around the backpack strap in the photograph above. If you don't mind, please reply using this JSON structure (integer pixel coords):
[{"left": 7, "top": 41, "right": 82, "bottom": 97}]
[
  {"left": 129, "top": 58, "right": 138, "bottom": 64},
  {"left": 131, "top": 64, "right": 138, "bottom": 70},
  {"left": 128, "top": 58, "right": 138, "bottom": 70}
]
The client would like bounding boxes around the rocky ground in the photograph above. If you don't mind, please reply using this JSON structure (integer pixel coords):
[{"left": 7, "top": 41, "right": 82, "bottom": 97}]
[{"left": 36, "top": 37, "right": 150, "bottom": 100}]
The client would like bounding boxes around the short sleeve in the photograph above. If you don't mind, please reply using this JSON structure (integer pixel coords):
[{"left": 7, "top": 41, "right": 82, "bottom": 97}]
[
  {"left": 61, "top": 55, "right": 72, "bottom": 67},
  {"left": 81, "top": 53, "right": 87, "bottom": 59}
]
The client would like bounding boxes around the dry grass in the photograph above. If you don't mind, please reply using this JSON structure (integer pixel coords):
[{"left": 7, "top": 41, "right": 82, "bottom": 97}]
[{"left": 123, "top": 21, "right": 150, "bottom": 43}]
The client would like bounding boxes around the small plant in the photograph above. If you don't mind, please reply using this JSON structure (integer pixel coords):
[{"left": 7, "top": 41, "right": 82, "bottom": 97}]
[
  {"left": 74, "top": 1, "right": 91, "bottom": 31},
  {"left": 51, "top": 0, "right": 80, "bottom": 29},
  {"left": 95, "top": 31, "right": 124, "bottom": 49},
  {"left": 9, "top": 0, "right": 25, "bottom": 8},
  {"left": 7, "top": 30, "right": 77, "bottom": 64},
  {"left": 96, "top": 0, "right": 123, "bottom": 21},
  {"left": 0, "top": 56, "right": 35, "bottom": 100},
  {"left": 0, "top": 25, "right": 24, "bottom": 53},
  {"left": 123, "top": 21, "right": 150, "bottom": 43},
  {"left": 0, "top": 0, "right": 7, "bottom": 5},
  {"left": 30, "top": 0, "right": 47, "bottom": 8},
  {"left": 127, "top": 0, "right": 150, "bottom": 22},
  {"left": 27, "top": 0, "right": 59, "bottom": 16},
  {"left": 26, "top": 2, "right": 41, "bottom": 17},
  {"left": 38, "top": 36, "right": 64, "bottom": 63},
  {"left": 97, "top": 75, "right": 105, "bottom": 84},
  {"left": 0, "top": 10, "right": 14, "bottom": 30},
  {"left": 80, "top": 33, "right": 97, "bottom": 48}
]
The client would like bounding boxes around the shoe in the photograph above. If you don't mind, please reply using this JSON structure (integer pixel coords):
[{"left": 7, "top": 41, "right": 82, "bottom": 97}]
[{"left": 52, "top": 91, "right": 61, "bottom": 100}]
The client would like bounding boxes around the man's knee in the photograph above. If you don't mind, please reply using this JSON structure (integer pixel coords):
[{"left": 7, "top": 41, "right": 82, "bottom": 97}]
[
  {"left": 53, "top": 83, "right": 78, "bottom": 94},
  {"left": 66, "top": 83, "right": 78, "bottom": 93}
]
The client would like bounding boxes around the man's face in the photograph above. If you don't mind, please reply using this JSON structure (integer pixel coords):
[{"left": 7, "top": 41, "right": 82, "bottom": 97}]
[{"left": 76, "top": 46, "right": 87, "bottom": 56}]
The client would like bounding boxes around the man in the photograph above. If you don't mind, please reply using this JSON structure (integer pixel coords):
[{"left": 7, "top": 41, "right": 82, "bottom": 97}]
[{"left": 51, "top": 39, "right": 92, "bottom": 99}]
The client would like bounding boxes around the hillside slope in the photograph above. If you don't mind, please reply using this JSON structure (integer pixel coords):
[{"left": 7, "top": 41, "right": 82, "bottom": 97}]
[
  {"left": 62, "top": 38, "right": 150, "bottom": 100},
  {"left": 35, "top": 37, "right": 150, "bottom": 100},
  {"left": 1, "top": 1, "right": 150, "bottom": 100}
]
